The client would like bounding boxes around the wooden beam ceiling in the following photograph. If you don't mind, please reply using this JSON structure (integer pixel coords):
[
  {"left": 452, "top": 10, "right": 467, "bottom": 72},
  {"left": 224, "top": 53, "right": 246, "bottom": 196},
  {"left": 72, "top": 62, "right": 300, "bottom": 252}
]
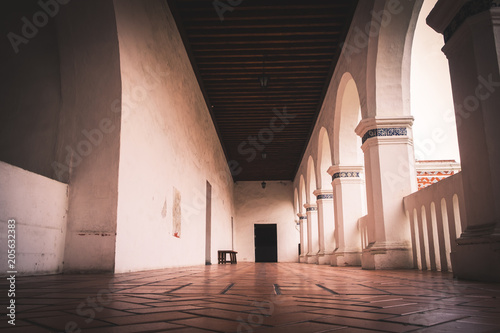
[{"left": 168, "top": 0, "right": 358, "bottom": 181}]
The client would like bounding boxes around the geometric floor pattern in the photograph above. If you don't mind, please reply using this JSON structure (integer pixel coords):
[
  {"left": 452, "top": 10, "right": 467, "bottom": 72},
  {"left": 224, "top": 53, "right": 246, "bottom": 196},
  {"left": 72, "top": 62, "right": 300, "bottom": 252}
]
[{"left": 1, "top": 263, "right": 500, "bottom": 332}]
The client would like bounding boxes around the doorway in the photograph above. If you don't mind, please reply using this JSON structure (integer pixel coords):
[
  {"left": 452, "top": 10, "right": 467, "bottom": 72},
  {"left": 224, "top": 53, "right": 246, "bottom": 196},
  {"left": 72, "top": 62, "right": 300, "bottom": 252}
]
[{"left": 254, "top": 224, "right": 277, "bottom": 262}]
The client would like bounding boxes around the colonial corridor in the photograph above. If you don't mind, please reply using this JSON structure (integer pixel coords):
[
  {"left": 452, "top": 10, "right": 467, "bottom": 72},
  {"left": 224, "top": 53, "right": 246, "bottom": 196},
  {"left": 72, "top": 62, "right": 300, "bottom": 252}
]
[{"left": 2, "top": 263, "right": 500, "bottom": 332}]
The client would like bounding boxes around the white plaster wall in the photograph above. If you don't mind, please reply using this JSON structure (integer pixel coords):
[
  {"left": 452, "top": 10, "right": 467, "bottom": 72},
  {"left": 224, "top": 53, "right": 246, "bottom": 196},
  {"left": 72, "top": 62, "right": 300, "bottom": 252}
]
[
  {"left": 0, "top": 162, "right": 68, "bottom": 275},
  {"left": 234, "top": 181, "right": 299, "bottom": 262},
  {"left": 411, "top": 0, "right": 460, "bottom": 162},
  {"left": 56, "top": 0, "right": 122, "bottom": 273},
  {"left": 113, "top": 0, "right": 234, "bottom": 272}
]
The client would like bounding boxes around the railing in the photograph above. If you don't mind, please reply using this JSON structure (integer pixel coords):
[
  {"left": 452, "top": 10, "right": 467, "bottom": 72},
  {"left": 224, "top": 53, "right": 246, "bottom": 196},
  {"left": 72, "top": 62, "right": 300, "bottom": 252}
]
[
  {"left": 403, "top": 172, "right": 466, "bottom": 272},
  {"left": 358, "top": 215, "right": 370, "bottom": 251}
]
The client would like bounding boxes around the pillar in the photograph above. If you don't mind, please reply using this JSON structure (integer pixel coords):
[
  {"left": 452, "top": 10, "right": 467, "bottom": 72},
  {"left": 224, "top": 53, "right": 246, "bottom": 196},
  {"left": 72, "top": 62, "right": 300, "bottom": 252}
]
[
  {"left": 355, "top": 117, "right": 417, "bottom": 269},
  {"left": 298, "top": 213, "right": 308, "bottom": 263},
  {"left": 327, "top": 166, "right": 366, "bottom": 266},
  {"left": 304, "top": 203, "right": 319, "bottom": 264},
  {"left": 428, "top": 1, "right": 500, "bottom": 282},
  {"left": 313, "top": 189, "right": 335, "bottom": 265},
  {"left": 57, "top": 0, "right": 121, "bottom": 273}
]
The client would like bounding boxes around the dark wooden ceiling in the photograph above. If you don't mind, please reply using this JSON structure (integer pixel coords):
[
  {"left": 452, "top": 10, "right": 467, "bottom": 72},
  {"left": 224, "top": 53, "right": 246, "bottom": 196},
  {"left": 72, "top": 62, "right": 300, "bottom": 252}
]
[{"left": 168, "top": 0, "right": 358, "bottom": 181}]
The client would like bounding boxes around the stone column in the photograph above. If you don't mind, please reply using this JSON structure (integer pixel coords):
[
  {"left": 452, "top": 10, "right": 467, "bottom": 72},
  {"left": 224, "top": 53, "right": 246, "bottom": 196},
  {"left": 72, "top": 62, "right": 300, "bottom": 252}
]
[
  {"left": 428, "top": 1, "right": 500, "bottom": 282},
  {"left": 304, "top": 203, "right": 319, "bottom": 264},
  {"left": 355, "top": 117, "right": 417, "bottom": 269},
  {"left": 298, "top": 213, "right": 308, "bottom": 263},
  {"left": 327, "top": 166, "right": 365, "bottom": 266},
  {"left": 313, "top": 189, "right": 335, "bottom": 265}
]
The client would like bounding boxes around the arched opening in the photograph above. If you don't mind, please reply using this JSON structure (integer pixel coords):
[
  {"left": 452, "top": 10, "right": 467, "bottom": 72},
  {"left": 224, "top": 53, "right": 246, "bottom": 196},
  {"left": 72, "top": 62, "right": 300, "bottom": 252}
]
[
  {"left": 317, "top": 127, "right": 333, "bottom": 189},
  {"left": 306, "top": 156, "right": 317, "bottom": 204},
  {"left": 305, "top": 156, "right": 319, "bottom": 263},
  {"left": 299, "top": 175, "right": 306, "bottom": 213},
  {"left": 330, "top": 73, "right": 367, "bottom": 266},
  {"left": 334, "top": 74, "right": 364, "bottom": 166},
  {"left": 410, "top": 0, "right": 460, "bottom": 163},
  {"left": 299, "top": 175, "right": 308, "bottom": 262},
  {"left": 316, "top": 127, "right": 335, "bottom": 264}
]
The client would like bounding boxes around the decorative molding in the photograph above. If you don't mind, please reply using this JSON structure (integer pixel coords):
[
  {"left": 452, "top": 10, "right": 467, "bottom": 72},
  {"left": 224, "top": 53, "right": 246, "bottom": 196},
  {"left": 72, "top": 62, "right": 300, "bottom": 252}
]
[
  {"left": 332, "top": 171, "right": 360, "bottom": 181},
  {"left": 317, "top": 194, "right": 333, "bottom": 200},
  {"left": 306, "top": 206, "right": 318, "bottom": 212},
  {"left": 299, "top": 216, "right": 307, "bottom": 220},
  {"left": 361, "top": 127, "right": 407, "bottom": 144},
  {"left": 444, "top": 0, "right": 500, "bottom": 42},
  {"left": 355, "top": 117, "right": 413, "bottom": 138}
]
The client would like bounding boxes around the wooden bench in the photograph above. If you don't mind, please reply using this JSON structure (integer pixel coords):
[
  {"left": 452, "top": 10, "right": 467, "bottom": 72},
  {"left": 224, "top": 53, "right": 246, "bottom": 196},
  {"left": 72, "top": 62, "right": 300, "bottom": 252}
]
[{"left": 218, "top": 250, "right": 237, "bottom": 264}]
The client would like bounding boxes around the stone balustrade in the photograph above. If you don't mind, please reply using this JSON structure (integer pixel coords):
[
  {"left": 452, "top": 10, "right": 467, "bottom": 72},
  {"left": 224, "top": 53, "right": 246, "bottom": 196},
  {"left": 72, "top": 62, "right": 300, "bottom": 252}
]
[{"left": 403, "top": 172, "right": 465, "bottom": 272}]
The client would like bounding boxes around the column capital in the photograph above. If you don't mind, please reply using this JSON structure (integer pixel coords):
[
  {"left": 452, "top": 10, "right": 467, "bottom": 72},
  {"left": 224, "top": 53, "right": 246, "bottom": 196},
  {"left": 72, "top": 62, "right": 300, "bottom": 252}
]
[
  {"left": 297, "top": 213, "right": 307, "bottom": 220},
  {"left": 304, "top": 203, "right": 318, "bottom": 212},
  {"left": 355, "top": 117, "right": 413, "bottom": 142},
  {"left": 355, "top": 117, "right": 414, "bottom": 152},
  {"left": 427, "top": 0, "right": 469, "bottom": 34},
  {"left": 428, "top": 0, "right": 500, "bottom": 42},
  {"left": 327, "top": 165, "right": 364, "bottom": 176},
  {"left": 327, "top": 165, "right": 364, "bottom": 183},
  {"left": 313, "top": 189, "right": 333, "bottom": 200}
]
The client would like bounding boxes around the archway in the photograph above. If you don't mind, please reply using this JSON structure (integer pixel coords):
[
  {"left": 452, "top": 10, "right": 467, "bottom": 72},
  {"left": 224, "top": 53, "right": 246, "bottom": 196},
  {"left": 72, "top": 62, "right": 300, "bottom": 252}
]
[
  {"left": 305, "top": 157, "right": 319, "bottom": 263},
  {"left": 315, "top": 128, "right": 335, "bottom": 264},
  {"left": 331, "top": 72, "right": 367, "bottom": 266}
]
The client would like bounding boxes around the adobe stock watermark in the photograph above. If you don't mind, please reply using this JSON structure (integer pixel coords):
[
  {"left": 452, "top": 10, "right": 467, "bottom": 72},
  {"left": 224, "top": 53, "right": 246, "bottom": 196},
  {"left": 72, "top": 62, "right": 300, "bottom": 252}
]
[
  {"left": 443, "top": 74, "right": 500, "bottom": 128},
  {"left": 60, "top": 284, "right": 113, "bottom": 333},
  {"left": 51, "top": 65, "right": 169, "bottom": 182},
  {"left": 236, "top": 293, "right": 286, "bottom": 333},
  {"left": 341, "top": 0, "right": 408, "bottom": 63},
  {"left": 228, "top": 106, "right": 296, "bottom": 176},
  {"left": 7, "top": 0, "right": 71, "bottom": 54},
  {"left": 213, "top": 0, "right": 244, "bottom": 21},
  {"left": 181, "top": 107, "right": 295, "bottom": 222},
  {"left": 383, "top": 73, "right": 500, "bottom": 191}
]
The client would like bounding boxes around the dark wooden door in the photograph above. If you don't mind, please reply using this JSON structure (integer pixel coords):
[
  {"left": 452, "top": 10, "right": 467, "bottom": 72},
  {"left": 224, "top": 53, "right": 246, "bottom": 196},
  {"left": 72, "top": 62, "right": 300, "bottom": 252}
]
[{"left": 254, "top": 224, "right": 277, "bottom": 262}]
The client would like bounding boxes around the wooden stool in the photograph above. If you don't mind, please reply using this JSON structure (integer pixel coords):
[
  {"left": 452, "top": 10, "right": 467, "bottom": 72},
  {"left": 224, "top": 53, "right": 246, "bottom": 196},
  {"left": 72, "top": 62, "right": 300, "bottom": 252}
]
[{"left": 218, "top": 250, "right": 237, "bottom": 264}]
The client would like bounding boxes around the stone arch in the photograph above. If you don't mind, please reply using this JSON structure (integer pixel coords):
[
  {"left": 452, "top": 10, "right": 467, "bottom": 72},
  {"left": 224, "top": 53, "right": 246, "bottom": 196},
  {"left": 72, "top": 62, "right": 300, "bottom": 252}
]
[
  {"left": 334, "top": 72, "right": 363, "bottom": 165},
  {"left": 317, "top": 127, "right": 333, "bottom": 189},
  {"left": 365, "top": 0, "right": 424, "bottom": 118},
  {"left": 306, "top": 156, "right": 317, "bottom": 204},
  {"left": 299, "top": 175, "right": 306, "bottom": 213}
]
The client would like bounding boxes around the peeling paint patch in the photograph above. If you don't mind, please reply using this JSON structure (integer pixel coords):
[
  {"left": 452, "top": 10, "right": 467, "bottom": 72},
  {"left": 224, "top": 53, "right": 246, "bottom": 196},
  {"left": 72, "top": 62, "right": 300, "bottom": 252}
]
[
  {"left": 77, "top": 233, "right": 113, "bottom": 237},
  {"left": 173, "top": 188, "right": 181, "bottom": 238}
]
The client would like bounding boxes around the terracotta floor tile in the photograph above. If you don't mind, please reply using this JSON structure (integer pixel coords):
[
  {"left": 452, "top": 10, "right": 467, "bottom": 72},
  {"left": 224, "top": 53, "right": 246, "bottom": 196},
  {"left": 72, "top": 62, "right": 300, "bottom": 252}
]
[
  {"left": 307, "top": 308, "right": 396, "bottom": 320},
  {"left": 383, "top": 310, "right": 468, "bottom": 326},
  {"left": 82, "top": 321, "right": 183, "bottom": 332},
  {"left": 366, "top": 304, "right": 440, "bottom": 315},
  {"left": 27, "top": 314, "right": 112, "bottom": 331},
  {"left": 105, "top": 311, "right": 196, "bottom": 325},
  {"left": 254, "top": 321, "right": 346, "bottom": 332},
  {"left": 314, "top": 315, "right": 421, "bottom": 332},
  {"left": 172, "top": 316, "right": 250, "bottom": 332},
  {"left": 415, "top": 321, "right": 499, "bottom": 333},
  {"left": 2, "top": 263, "right": 498, "bottom": 332}
]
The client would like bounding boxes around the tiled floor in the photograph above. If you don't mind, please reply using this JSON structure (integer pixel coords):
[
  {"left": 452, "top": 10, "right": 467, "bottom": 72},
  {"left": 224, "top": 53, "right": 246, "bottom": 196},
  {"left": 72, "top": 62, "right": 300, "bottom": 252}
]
[{"left": 1, "top": 263, "right": 500, "bottom": 332}]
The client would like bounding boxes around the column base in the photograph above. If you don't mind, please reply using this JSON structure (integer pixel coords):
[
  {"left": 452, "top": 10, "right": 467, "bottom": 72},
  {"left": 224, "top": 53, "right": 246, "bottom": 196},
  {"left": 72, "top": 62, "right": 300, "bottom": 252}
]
[
  {"left": 299, "top": 255, "right": 308, "bottom": 263},
  {"left": 317, "top": 252, "right": 331, "bottom": 265},
  {"left": 451, "top": 235, "right": 500, "bottom": 282},
  {"left": 361, "top": 242, "right": 413, "bottom": 270},
  {"left": 331, "top": 251, "right": 362, "bottom": 267},
  {"left": 306, "top": 254, "right": 319, "bottom": 264}
]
